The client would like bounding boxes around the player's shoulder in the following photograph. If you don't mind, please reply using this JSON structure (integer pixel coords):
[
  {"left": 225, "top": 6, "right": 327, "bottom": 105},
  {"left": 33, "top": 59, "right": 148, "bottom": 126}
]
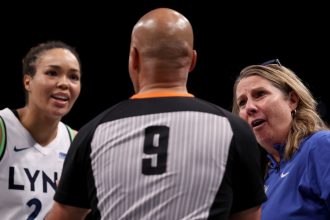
[
  {"left": 60, "top": 122, "right": 78, "bottom": 142},
  {"left": 0, "top": 115, "right": 5, "bottom": 161},
  {"left": 0, "top": 109, "right": 10, "bottom": 162}
]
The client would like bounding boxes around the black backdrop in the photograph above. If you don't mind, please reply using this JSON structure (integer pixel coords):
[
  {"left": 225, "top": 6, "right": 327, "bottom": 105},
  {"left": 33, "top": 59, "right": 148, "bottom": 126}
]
[{"left": 2, "top": 2, "right": 329, "bottom": 129}]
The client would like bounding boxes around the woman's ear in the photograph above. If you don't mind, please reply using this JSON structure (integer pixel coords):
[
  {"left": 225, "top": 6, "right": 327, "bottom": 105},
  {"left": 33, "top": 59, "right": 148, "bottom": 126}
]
[
  {"left": 23, "top": 74, "right": 32, "bottom": 92},
  {"left": 289, "top": 91, "right": 299, "bottom": 110}
]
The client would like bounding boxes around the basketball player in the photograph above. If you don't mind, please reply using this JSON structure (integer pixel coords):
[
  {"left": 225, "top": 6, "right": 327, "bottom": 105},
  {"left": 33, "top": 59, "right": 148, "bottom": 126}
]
[
  {"left": 46, "top": 8, "right": 266, "bottom": 220},
  {"left": 0, "top": 41, "right": 81, "bottom": 219}
]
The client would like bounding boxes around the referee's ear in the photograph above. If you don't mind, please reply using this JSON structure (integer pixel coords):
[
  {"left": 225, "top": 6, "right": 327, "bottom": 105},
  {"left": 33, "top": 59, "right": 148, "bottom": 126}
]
[{"left": 189, "top": 50, "right": 197, "bottom": 73}]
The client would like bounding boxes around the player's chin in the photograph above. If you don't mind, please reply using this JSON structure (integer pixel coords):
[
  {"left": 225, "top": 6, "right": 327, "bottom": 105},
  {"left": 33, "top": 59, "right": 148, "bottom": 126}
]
[{"left": 51, "top": 107, "right": 71, "bottom": 118}]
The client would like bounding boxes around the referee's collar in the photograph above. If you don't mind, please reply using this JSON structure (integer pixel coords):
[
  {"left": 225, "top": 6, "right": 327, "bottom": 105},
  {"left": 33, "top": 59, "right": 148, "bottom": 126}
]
[{"left": 131, "top": 91, "right": 194, "bottom": 99}]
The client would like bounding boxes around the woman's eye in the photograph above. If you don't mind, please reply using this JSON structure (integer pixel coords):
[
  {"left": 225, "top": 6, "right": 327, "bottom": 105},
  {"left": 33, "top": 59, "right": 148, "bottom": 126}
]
[
  {"left": 46, "top": 70, "right": 57, "bottom": 76},
  {"left": 256, "top": 91, "right": 265, "bottom": 97},
  {"left": 238, "top": 100, "right": 246, "bottom": 107},
  {"left": 69, "top": 74, "right": 80, "bottom": 81}
]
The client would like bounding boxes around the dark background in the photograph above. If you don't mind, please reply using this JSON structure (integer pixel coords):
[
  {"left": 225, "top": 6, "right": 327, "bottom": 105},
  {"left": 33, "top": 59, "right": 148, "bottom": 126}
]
[{"left": 2, "top": 2, "right": 329, "bottom": 129}]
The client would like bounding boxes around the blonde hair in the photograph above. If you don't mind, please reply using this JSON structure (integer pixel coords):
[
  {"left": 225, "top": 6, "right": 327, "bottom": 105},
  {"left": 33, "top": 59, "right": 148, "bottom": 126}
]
[{"left": 232, "top": 64, "right": 328, "bottom": 159}]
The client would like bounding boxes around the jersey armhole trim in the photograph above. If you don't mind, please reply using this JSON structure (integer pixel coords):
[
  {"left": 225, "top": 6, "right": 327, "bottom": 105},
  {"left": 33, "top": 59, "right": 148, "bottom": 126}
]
[
  {"left": 65, "top": 125, "right": 76, "bottom": 143},
  {"left": 0, "top": 116, "right": 7, "bottom": 161}
]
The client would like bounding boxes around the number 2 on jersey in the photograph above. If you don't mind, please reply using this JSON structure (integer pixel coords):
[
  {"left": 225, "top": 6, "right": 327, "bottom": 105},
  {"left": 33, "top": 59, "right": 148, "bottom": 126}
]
[
  {"left": 27, "top": 198, "right": 42, "bottom": 220},
  {"left": 142, "top": 126, "right": 169, "bottom": 175}
]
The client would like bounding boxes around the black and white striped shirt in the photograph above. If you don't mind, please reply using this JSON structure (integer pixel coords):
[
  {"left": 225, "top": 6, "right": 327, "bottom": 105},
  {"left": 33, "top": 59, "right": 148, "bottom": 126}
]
[{"left": 55, "top": 95, "right": 266, "bottom": 219}]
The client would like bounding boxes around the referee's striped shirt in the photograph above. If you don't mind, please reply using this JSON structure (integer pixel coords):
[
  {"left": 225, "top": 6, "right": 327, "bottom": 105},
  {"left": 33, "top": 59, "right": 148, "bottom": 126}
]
[{"left": 55, "top": 94, "right": 266, "bottom": 220}]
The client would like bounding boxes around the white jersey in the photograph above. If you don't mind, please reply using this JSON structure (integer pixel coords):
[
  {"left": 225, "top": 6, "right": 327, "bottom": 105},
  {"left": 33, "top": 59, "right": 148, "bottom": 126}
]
[{"left": 0, "top": 108, "right": 74, "bottom": 220}]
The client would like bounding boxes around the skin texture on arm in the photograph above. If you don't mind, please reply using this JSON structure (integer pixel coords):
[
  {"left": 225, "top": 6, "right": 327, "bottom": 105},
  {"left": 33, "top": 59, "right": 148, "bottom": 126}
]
[
  {"left": 229, "top": 206, "right": 261, "bottom": 220},
  {"left": 45, "top": 202, "right": 90, "bottom": 220}
]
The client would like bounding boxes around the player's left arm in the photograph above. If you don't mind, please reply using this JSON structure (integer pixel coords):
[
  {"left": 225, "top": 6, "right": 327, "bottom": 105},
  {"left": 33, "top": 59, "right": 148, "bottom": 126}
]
[{"left": 44, "top": 201, "right": 90, "bottom": 220}]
